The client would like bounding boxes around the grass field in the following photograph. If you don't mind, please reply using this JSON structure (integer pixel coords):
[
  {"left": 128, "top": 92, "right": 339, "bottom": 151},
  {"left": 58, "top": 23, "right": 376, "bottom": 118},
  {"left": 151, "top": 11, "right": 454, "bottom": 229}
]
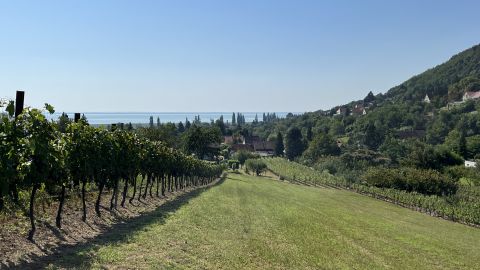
[{"left": 44, "top": 172, "right": 480, "bottom": 269}]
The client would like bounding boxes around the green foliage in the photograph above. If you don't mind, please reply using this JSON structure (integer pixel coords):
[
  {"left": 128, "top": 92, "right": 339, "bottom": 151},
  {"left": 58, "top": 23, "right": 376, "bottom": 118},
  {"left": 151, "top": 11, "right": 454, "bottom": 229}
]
[
  {"left": 0, "top": 100, "right": 225, "bottom": 239},
  {"left": 302, "top": 133, "right": 340, "bottom": 162},
  {"left": 285, "top": 127, "right": 305, "bottom": 160},
  {"left": 362, "top": 167, "right": 457, "bottom": 196},
  {"left": 274, "top": 132, "right": 284, "bottom": 156},
  {"left": 232, "top": 150, "right": 258, "bottom": 166},
  {"left": 182, "top": 125, "right": 222, "bottom": 159},
  {"left": 403, "top": 142, "right": 463, "bottom": 170},
  {"left": 228, "top": 159, "right": 240, "bottom": 170},
  {"left": 245, "top": 159, "right": 267, "bottom": 176}
]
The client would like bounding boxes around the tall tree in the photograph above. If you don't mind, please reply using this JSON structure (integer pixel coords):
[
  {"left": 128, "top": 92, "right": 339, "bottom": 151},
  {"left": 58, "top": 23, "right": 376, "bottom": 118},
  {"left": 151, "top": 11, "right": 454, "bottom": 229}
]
[
  {"left": 285, "top": 127, "right": 305, "bottom": 160},
  {"left": 232, "top": 112, "right": 236, "bottom": 125},
  {"left": 274, "top": 132, "right": 284, "bottom": 156},
  {"left": 149, "top": 116, "right": 154, "bottom": 128}
]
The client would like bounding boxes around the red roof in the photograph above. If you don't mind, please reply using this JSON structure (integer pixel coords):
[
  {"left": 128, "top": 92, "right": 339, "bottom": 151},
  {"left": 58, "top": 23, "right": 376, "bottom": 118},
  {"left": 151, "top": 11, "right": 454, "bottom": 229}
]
[{"left": 465, "top": 91, "right": 480, "bottom": 99}]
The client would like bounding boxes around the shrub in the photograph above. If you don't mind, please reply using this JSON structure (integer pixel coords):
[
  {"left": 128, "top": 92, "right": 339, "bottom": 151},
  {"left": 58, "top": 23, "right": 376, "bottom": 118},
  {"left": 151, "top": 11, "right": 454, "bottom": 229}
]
[
  {"left": 363, "top": 167, "right": 458, "bottom": 196},
  {"left": 245, "top": 159, "right": 267, "bottom": 176}
]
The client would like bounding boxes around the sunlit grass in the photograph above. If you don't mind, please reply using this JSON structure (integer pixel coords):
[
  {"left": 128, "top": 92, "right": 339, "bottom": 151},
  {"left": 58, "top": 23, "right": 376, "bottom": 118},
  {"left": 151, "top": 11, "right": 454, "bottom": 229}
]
[{"left": 49, "top": 173, "right": 480, "bottom": 269}]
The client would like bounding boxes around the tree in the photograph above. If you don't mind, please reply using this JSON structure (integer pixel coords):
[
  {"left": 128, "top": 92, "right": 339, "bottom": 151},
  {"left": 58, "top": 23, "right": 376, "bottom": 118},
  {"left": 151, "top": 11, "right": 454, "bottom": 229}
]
[
  {"left": 245, "top": 159, "right": 267, "bottom": 176},
  {"left": 157, "top": 117, "right": 161, "bottom": 127},
  {"left": 363, "top": 122, "right": 383, "bottom": 150},
  {"left": 303, "top": 133, "right": 340, "bottom": 161},
  {"left": 232, "top": 112, "right": 236, "bottom": 125},
  {"left": 285, "top": 127, "right": 305, "bottom": 160},
  {"left": 274, "top": 132, "right": 284, "bottom": 156},
  {"left": 306, "top": 127, "right": 313, "bottom": 141},
  {"left": 364, "top": 91, "right": 375, "bottom": 103},
  {"left": 233, "top": 150, "right": 257, "bottom": 167},
  {"left": 177, "top": 121, "right": 185, "bottom": 133},
  {"left": 149, "top": 116, "right": 154, "bottom": 128}
]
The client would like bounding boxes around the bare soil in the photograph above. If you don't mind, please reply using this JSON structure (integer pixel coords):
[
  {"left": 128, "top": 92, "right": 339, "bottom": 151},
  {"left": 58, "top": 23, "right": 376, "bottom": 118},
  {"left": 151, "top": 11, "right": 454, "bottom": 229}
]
[{"left": 0, "top": 183, "right": 214, "bottom": 269}]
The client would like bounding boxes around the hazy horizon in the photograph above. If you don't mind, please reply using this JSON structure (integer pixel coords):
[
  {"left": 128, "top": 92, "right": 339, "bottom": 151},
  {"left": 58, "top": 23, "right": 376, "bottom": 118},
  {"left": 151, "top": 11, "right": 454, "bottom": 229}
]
[{"left": 1, "top": 0, "right": 479, "bottom": 112}]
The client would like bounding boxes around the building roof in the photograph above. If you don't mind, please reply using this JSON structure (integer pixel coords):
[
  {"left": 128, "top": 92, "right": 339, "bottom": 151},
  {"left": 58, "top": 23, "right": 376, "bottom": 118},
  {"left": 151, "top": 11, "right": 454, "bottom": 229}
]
[
  {"left": 253, "top": 141, "right": 275, "bottom": 152},
  {"left": 230, "top": 144, "right": 254, "bottom": 152},
  {"left": 464, "top": 91, "right": 480, "bottom": 99}
]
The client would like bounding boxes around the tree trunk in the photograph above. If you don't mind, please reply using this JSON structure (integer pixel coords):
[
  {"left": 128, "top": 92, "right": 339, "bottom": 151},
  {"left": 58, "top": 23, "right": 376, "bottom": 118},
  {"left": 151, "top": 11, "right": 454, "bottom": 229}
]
[
  {"left": 96, "top": 183, "right": 104, "bottom": 216},
  {"left": 27, "top": 184, "right": 38, "bottom": 241},
  {"left": 138, "top": 175, "right": 144, "bottom": 201},
  {"left": 110, "top": 179, "right": 118, "bottom": 210},
  {"left": 9, "top": 182, "right": 19, "bottom": 204},
  {"left": 149, "top": 175, "right": 154, "bottom": 197},
  {"left": 56, "top": 184, "right": 66, "bottom": 228},
  {"left": 81, "top": 180, "right": 87, "bottom": 222},
  {"left": 161, "top": 175, "right": 165, "bottom": 196},
  {"left": 143, "top": 175, "right": 150, "bottom": 199},
  {"left": 130, "top": 177, "right": 137, "bottom": 204},
  {"left": 121, "top": 179, "right": 128, "bottom": 207},
  {"left": 0, "top": 188, "right": 4, "bottom": 211},
  {"left": 156, "top": 176, "right": 160, "bottom": 197}
]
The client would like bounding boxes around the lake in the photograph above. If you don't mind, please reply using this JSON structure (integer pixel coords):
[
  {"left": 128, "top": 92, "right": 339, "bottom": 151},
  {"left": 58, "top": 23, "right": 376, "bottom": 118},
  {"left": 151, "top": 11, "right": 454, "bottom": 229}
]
[{"left": 45, "top": 112, "right": 296, "bottom": 125}]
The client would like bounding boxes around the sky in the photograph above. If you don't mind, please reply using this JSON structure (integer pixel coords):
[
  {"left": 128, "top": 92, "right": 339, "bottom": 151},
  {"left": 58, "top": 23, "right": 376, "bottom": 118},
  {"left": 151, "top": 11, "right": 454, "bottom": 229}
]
[{"left": 0, "top": 0, "right": 479, "bottom": 113}]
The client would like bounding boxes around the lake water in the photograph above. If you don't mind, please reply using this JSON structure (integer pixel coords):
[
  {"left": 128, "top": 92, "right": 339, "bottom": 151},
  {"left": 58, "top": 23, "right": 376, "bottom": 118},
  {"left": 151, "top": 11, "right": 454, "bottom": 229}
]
[{"left": 45, "top": 112, "right": 296, "bottom": 125}]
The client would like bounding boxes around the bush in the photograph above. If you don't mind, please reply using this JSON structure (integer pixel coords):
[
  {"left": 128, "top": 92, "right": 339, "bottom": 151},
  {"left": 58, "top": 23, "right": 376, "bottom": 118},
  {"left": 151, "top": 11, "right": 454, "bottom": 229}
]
[
  {"left": 245, "top": 159, "right": 267, "bottom": 176},
  {"left": 228, "top": 159, "right": 240, "bottom": 170},
  {"left": 362, "top": 167, "right": 458, "bottom": 196}
]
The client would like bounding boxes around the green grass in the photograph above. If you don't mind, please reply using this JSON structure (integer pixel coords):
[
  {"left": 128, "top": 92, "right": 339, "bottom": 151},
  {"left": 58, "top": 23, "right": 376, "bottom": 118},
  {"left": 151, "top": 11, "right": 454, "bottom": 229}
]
[{"left": 47, "top": 173, "right": 480, "bottom": 269}]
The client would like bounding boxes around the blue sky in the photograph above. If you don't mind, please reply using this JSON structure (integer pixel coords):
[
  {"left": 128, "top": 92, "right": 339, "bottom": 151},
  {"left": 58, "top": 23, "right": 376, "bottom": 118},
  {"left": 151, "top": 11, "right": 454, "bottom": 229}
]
[{"left": 0, "top": 0, "right": 479, "bottom": 112}]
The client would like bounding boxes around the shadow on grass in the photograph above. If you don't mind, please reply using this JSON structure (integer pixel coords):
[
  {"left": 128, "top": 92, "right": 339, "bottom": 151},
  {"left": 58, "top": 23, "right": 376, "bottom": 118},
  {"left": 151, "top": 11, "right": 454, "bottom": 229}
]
[{"left": 2, "top": 177, "right": 226, "bottom": 270}]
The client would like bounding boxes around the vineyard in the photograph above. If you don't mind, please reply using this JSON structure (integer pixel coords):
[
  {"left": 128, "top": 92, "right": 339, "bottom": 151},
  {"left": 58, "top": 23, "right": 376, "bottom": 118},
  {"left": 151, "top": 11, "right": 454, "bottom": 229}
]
[
  {"left": 0, "top": 99, "right": 224, "bottom": 242},
  {"left": 264, "top": 158, "right": 480, "bottom": 226}
]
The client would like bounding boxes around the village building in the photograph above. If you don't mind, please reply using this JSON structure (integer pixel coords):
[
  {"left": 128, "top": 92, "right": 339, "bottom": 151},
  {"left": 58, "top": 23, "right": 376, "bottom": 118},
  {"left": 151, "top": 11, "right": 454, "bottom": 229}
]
[
  {"left": 463, "top": 91, "right": 480, "bottom": 102},
  {"left": 423, "top": 94, "right": 431, "bottom": 103},
  {"left": 335, "top": 107, "right": 348, "bottom": 116},
  {"left": 253, "top": 141, "right": 275, "bottom": 157},
  {"left": 351, "top": 104, "right": 367, "bottom": 116}
]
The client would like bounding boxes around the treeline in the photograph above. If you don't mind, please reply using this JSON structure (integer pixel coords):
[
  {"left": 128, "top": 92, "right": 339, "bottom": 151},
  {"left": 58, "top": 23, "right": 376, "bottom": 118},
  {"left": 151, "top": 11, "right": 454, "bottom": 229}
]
[{"left": 0, "top": 100, "right": 224, "bottom": 240}]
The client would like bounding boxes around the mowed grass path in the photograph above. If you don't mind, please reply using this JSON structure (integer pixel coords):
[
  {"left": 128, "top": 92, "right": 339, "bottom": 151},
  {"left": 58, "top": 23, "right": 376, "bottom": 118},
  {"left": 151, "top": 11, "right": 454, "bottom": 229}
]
[{"left": 49, "top": 173, "right": 480, "bottom": 269}]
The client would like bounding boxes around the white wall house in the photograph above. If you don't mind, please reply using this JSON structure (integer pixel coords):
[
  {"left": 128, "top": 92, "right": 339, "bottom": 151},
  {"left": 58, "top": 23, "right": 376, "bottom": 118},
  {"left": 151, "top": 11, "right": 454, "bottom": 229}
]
[{"left": 465, "top": 160, "right": 477, "bottom": 168}]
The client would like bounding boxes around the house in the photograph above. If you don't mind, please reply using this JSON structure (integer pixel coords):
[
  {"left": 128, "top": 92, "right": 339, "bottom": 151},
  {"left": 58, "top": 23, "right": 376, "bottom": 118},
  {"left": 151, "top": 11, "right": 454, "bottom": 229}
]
[
  {"left": 244, "top": 135, "right": 262, "bottom": 144},
  {"left": 230, "top": 144, "right": 254, "bottom": 153},
  {"left": 465, "top": 160, "right": 477, "bottom": 168},
  {"left": 253, "top": 141, "right": 275, "bottom": 156},
  {"left": 424, "top": 94, "right": 431, "bottom": 103},
  {"left": 223, "top": 135, "right": 244, "bottom": 145},
  {"left": 463, "top": 91, "right": 480, "bottom": 102},
  {"left": 335, "top": 107, "right": 348, "bottom": 116},
  {"left": 351, "top": 104, "right": 367, "bottom": 116}
]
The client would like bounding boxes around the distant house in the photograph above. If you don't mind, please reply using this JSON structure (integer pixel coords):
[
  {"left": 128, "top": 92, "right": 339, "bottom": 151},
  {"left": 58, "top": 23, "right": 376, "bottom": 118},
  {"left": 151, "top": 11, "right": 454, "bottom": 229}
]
[
  {"left": 465, "top": 160, "right": 477, "bottom": 168},
  {"left": 424, "top": 94, "right": 431, "bottom": 103},
  {"left": 244, "top": 135, "right": 262, "bottom": 144},
  {"left": 253, "top": 141, "right": 275, "bottom": 156},
  {"left": 335, "top": 107, "right": 348, "bottom": 116},
  {"left": 351, "top": 104, "right": 366, "bottom": 116},
  {"left": 463, "top": 91, "right": 480, "bottom": 101},
  {"left": 230, "top": 144, "right": 254, "bottom": 153},
  {"left": 223, "top": 135, "right": 244, "bottom": 145},
  {"left": 223, "top": 136, "right": 234, "bottom": 144}
]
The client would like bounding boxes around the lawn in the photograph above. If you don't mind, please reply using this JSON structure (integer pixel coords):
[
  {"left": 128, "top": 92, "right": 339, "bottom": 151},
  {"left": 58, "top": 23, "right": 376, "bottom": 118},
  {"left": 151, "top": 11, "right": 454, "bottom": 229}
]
[{"left": 45, "top": 172, "right": 479, "bottom": 269}]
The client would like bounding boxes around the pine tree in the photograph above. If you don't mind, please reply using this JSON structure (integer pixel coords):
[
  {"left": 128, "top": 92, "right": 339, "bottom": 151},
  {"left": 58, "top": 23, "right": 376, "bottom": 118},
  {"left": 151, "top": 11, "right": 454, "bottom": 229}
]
[
  {"left": 149, "top": 116, "right": 154, "bottom": 128},
  {"left": 275, "top": 132, "right": 284, "bottom": 156},
  {"left": 232, "top": 112, "right": 236, "bottom": 125},
  {"left": 157, "top": 117, "right": 161, "bottom": 127}
]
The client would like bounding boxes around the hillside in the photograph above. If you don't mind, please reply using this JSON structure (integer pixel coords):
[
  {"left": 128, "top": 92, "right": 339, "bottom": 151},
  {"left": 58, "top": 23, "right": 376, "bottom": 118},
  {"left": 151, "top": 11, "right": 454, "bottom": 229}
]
[
  {"left": 27, "top": 173, "right": 479, "bottom": 269},
  {"left": 385, "top": 44, "right": 480, "bottom": 105}
]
